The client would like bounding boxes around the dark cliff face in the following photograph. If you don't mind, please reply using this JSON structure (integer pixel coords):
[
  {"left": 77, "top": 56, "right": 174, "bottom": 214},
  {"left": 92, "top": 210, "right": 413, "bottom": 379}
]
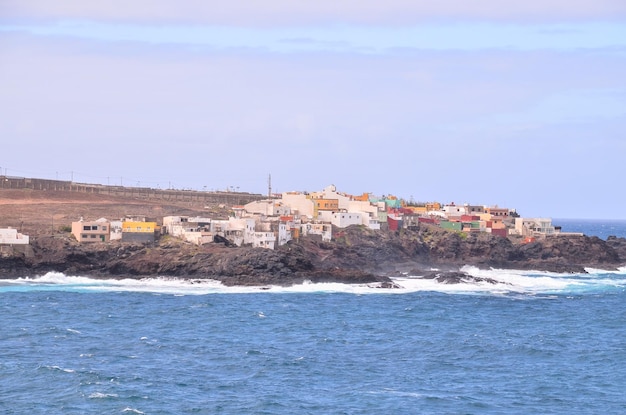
[
  {"left": 298, "top": 225, "right": 625, "bottom": 274},
  {"left": 1, "top": 225, "right": 625, "bottom": 285}
]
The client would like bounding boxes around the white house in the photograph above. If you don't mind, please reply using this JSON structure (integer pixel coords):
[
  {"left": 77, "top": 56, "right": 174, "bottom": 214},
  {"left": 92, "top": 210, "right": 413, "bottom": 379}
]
[
  {"left": 331, "top": 212, "right": 363, "bottom": 228},
  {"left": 163, "top": 216, "right": 214, "bottom": 245},
  {"left": 244, "top": 200, "right": 291, "bottom": 217},
  {"left": 281, "top": 192, "right": 315, "bottom": 218},
  {"left": 214, "top": 218, "right": 246, "bottom": 246},
  {"left": 348, "top": 200, "right": 381, "bottom": 230},
  {"left": 277, "top": 217, "right": 298, "bottom": 246},
  {"left": 110, "top": 220, "right": 123, "bottom": 240},
  {"left": 250, "top": 231, "right": 277, "bottom": 249},
  {"left": 0, "top": 228, "right": 29, "bottom": 245},
  {"left": 213, "top": 217, "right": 277, "bottom": 249},
  {"left": 443, "top": 203, "right": 468, "bottom": 218},
  {"left": 513, "top": 218, "right": 557, "bottom": 237},
  {"left": 363, "top": 215, "right": 381, "bottom": 230},
  {"left": 348, "top": 200, "right": 377, "bottom": 216},
  {"left": 300, "top": 223, "right": 332, "bottom": 242}
]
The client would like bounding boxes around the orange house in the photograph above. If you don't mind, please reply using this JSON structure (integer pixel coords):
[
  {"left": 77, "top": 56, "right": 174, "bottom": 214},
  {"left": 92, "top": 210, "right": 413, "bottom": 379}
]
[
  {"left": 313, "top": 198, "right": 339, "bottom": 216},
  {"left": 353, "top": 193, "right": 370, "bottom": 202}
]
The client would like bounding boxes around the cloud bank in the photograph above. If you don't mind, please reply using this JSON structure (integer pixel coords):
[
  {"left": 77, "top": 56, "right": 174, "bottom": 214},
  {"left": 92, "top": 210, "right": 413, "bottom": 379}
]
[
  {"left": 1, "top": 1, "right": 625, "bottom": 218},
  {"left": 4, "top": 0, "right": 626, "bottom": 24}
]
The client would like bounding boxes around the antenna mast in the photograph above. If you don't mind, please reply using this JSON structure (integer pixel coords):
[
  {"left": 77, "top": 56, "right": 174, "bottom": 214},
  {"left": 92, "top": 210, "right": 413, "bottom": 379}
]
[{"left": 268, "top": 174, "right": 272, "bottom": 199}]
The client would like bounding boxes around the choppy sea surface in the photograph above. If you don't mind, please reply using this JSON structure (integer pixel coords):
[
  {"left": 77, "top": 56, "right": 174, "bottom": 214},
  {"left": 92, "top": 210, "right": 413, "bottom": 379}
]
[{"left": 1, "top": 220, "right": 625, "bottom": 414}]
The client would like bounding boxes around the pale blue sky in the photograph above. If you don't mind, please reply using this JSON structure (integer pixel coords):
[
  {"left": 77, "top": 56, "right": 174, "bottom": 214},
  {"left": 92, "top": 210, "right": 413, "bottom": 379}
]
[
  {"left": 1, "top": 1, "right": 625, "bottom": 219},
  {"left": 3, "top": 21, "right": 626, "bottom": 52}
]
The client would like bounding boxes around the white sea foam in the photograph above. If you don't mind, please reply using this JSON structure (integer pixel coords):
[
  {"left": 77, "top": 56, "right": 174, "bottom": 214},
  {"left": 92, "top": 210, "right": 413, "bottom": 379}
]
[
  {"left": 43, "top": 365, "right": 75, "bottom": 373},
  {"left": 88, "top": 392, "right": 118, "bottom": 399},
  {"left": 122, "top": 408, "right": 145, "bottom": 414},
  {"left": 2, "top": 268, "right": 624, "bottom": 296},
  {"left": 585, "top": 265, "right": 626, "bottom": 274},
  {"left": 367, "top": 388, "right": 425, "bottom": 399}
]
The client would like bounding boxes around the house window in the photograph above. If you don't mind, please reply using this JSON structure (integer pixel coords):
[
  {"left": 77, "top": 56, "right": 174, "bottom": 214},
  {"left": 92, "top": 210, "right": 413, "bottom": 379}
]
[
  {"left": 102, "top": 226, "right": 107, "bottom": 231},
  {"left": 83, "top": 226, "right": 91, "bottom": 231}
]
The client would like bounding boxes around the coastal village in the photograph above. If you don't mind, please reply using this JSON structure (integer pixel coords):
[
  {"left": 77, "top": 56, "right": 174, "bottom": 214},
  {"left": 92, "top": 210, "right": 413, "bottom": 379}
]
[{"left": 1, "top": 182, "right": 571, "bottom": 251}]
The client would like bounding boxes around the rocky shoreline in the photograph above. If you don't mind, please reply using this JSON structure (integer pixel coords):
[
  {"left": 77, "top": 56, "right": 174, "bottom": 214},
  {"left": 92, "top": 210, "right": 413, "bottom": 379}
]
[{"left": 2, "top": 224, "right": 625, "bottom": 287}]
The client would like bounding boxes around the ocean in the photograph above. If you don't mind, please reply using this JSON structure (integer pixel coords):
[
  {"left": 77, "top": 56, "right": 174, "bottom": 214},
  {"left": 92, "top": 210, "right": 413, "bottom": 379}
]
[{"left": 1, "top": 220, "right": 625, "bottom": 414}]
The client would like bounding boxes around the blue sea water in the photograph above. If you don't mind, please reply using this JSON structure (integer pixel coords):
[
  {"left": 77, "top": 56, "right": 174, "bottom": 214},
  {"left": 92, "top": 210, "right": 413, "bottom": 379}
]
[
  {"left": 1, "top": 221, "right": 626, "bottom": 414},
  {"left": 553, "top": 218, "right": 626, "bottom": 240}
]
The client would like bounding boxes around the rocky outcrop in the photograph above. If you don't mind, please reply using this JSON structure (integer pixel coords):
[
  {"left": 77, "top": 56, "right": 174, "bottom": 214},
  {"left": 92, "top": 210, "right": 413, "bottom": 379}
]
[
  {"left": 0, "top": 235, "right": 389, "bottom": 286},
  {"left": 423, "top": 230, "right": 624, "bottom": 273},
  {"left": 414, "top": 270, "right": 503, "bottom": 285},
  {"left": 1, "top": 225, "right": 625, "bottom": 286},
  {"left": 294, "top": 225, "right": 626, "bottom": 275},
  {"left": 606, "top": 236, "right": 626, "bottom": 264}
]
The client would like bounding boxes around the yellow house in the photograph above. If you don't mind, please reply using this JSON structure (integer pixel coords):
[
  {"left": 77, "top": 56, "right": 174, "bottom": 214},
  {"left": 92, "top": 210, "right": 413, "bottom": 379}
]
[
  {"left": 426, "top": 202, "right": 441, "bottom": 211},
  {"left": 406, "top": 206, "right": 428, "bottom": 214},
  {"left": 404, "top": 202, "right": 441, "bottom": 215},
  {"left": 121, "top": 221, "right": 158, "bottom": 243}
]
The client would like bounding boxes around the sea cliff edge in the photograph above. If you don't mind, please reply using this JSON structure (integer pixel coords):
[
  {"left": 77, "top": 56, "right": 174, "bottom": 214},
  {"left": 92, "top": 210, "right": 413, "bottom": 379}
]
[{"left": 2, "top": 225, "right": 626, "bottom": 287}]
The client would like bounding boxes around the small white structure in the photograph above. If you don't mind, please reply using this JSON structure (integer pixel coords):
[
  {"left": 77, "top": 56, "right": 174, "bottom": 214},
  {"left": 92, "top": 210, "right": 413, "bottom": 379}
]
[
  {"left": 109, "top": 220, "right": 123, "bottom": 240},
  {"left": 364, "top": 216, "right": 381, "bottom": 230},
  {"left": 0, "top": 228, "right": 29, "bottom": 245},
  {"left": 348, "top": 200, "right": 382, "bottom": 230},
  {"left": 331, "top": 212, "right": 363, "bottom": 228},
  {"left": 244, "top": 200, "right": 291, "bottom": 217},
  {"left": 250, "top": 231, "right": 276, "bottom": 249},
  {"left": 277, "top": 218, "right": 297, "bottom": 246},
  {"left": 514, "top": 218, "right": 557, "bottom": 237},
  {"left": 163, "top": 216, "right": 214, "bottom": 245},
  {"left": 220, "top": 217, "right": 276, "bottom": 249},
  {"left": 301, "top": 223, "right": 332, "bottom": 242},
  {"left": 443, "top": 203, "right": 468, "bottom": 217}
]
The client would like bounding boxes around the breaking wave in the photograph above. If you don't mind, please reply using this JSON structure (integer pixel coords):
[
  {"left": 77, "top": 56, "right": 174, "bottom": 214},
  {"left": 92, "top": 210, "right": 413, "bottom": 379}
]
[{"left": 1, "top": 267, "right": 625, "bottom": 296}]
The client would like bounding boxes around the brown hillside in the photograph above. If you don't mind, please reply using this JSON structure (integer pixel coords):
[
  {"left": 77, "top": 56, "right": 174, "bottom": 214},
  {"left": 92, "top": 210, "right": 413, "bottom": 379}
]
[{"left": 0, "top": 188, "right": 230, "bottom": 237}]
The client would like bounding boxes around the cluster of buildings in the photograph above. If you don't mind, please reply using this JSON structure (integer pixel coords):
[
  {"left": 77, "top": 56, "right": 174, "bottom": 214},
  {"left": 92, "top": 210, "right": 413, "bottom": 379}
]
[{"left": 1, "top": 185, "right": 572, "bottom": 251}]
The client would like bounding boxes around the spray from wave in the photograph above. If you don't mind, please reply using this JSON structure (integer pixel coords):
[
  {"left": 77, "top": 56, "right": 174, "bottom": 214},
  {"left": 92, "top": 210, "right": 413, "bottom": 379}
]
[{"left": 0, "top": 267, "right": 624, "bottom": 296}]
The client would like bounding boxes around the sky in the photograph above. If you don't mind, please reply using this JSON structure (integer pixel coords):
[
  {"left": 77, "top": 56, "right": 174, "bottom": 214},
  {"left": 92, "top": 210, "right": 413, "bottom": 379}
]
[{"left": 1, "top": 1, "right": 625, "bottom": 219}]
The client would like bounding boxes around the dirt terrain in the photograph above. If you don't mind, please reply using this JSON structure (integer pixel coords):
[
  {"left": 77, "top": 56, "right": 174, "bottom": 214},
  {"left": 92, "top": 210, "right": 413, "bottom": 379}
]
[{"left": 0, "top": 188, "right": 227, "bottom": 237}]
